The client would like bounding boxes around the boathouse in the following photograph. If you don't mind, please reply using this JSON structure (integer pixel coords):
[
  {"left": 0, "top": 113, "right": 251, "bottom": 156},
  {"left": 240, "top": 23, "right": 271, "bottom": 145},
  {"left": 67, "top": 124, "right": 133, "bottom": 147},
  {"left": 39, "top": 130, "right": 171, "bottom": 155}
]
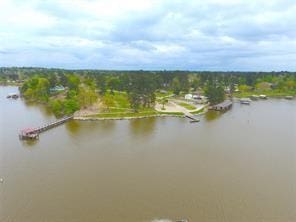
[
  {"left": 19, "top": 128, "right": 39, "bottom": 140},
  {"left": 210, "top": 100, "right": 232, "bottom": 111}
]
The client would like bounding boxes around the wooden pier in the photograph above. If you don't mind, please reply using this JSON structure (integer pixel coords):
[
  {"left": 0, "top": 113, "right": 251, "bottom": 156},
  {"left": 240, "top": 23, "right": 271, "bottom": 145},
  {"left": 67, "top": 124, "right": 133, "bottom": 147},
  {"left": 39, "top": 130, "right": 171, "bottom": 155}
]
[
  {"left": 19, "top": 116, "right": 73, "bottom": 140},
  {"left": 186, "top": 115, "right": 200, "bottom": 123},
  {"left": 183, "top": 110, "right": 200, "bottom": 123}
]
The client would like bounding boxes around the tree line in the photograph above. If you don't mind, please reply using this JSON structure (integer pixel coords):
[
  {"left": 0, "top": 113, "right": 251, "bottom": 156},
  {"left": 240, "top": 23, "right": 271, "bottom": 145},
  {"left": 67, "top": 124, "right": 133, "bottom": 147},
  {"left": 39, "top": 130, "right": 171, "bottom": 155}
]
[{"left": 1, "top": 68, "right": 296, "bottom": 116}]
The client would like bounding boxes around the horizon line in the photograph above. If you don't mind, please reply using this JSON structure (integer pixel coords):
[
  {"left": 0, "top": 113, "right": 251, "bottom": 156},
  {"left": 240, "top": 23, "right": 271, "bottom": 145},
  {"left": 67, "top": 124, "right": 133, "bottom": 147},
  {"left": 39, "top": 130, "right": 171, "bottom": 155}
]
[{"left": 0, "top": 66, "right": 295, "bottom": 73}]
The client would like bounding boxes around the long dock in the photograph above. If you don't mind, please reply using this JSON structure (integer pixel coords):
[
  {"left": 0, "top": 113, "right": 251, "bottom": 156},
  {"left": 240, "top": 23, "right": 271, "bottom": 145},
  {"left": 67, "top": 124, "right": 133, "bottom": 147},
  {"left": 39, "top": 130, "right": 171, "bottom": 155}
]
[
  {"left": 184, "top": 112, "right": 200, "bottom": 123},
  {"left": 170, "top": 101, "right": 200, "bottom": 123},
  {"left": 19, "top": 116, "right": 73, "bottom": 140},
  {"left": 181, "top": 110, "right": 200, "bottom": 123}
]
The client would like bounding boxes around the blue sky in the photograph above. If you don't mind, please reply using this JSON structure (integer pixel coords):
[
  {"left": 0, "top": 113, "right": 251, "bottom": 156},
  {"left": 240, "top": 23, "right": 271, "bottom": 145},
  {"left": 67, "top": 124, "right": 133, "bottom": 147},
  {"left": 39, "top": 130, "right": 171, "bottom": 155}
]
[{"left": 0, "top": 0, "right": 296, "bottom": 71}]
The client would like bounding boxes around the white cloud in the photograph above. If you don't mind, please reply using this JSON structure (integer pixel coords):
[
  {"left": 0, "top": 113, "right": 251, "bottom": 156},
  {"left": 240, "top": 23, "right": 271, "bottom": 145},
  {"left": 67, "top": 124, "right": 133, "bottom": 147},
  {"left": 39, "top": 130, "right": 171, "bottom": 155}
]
[{"left": 0, "top": 0, "right": 296, "bottom": 70}]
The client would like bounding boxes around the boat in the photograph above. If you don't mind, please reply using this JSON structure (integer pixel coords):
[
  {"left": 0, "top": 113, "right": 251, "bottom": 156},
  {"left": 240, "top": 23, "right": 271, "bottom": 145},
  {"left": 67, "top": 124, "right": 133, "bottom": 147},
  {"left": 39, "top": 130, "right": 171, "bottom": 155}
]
[
  {"left": 7, "top": 93, "right": 19, "bottom": 99},
  {"left": 250, "top": 95, "right": 259, "bottom": 100},
  {"left": 259, "top": 94, "right": 267, "bottom": 99},
  {"left": 240, "top": 98, "right": 251, "bottom": 104},
  {"left": 285, "top": 96, "right": 293, "bottom": 100}
]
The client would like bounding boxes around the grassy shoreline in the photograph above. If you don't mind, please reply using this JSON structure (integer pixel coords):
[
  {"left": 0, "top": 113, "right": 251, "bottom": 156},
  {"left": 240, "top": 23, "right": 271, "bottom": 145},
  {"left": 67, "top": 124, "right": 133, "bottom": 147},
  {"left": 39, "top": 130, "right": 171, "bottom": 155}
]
[
  {"left": 74, "top": 111, "right": 184, "bottom": 121},
  {"left": 233, "top": 90, "right": 296, "bottom": 98}
]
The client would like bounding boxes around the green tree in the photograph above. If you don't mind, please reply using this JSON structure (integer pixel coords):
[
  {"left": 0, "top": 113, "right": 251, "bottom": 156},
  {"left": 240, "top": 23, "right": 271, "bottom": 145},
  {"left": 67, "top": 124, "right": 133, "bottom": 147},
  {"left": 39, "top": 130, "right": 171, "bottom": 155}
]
[
  {"left": 64, "top": 99, "right": 80, "bottom": 115},
  {"left": 67, "top": 74, "right": 80, "bottom": 91},
  {"left": 103, "top": 94, "right": 115, "bottom": 111},
  {"left": 171, "top": 77, "right": 181, "bottom": 95},
  {"left": 204, "top": 80, "right": 225, "bottom": 105},
  {"left": 49, "top": 99, "right": 63, "bottom": 116},
  {"left": 108, "top": 77, "right": 120, "bottom": 94},
  {"left": 78, "top": 87, "right": 98, "bottom": 108},
  {"left": 161, "top": 98, "right": 168, "bottom": 110}
]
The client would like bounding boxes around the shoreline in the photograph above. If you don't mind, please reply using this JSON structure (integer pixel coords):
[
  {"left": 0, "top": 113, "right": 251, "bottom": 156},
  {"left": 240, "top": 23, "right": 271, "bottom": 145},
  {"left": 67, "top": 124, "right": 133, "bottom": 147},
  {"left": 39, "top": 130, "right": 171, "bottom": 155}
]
[
  {"left": 74, "top": 113, "right": 186, "bottom": 121},
  {"left": 74, "top": 108, "right": 208, "bottom": 121}
]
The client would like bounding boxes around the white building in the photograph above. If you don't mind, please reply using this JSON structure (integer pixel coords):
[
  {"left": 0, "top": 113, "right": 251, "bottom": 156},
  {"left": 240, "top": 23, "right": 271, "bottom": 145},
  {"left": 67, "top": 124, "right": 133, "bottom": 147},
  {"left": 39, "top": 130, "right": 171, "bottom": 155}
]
[{"left": 184, "top": 94, "right": 193, "bottom": 100}]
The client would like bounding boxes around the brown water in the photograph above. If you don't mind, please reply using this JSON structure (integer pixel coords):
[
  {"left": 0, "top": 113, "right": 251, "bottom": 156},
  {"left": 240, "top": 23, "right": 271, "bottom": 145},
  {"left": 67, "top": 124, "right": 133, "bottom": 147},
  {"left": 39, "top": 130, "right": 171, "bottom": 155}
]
[{"left": 1, "top": 86, "right": 296, "bottom": 222}]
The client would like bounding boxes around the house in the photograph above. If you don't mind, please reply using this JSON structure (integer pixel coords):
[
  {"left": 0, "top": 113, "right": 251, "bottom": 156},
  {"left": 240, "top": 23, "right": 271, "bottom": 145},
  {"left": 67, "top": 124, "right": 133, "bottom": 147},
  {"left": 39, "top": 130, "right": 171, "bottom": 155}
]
[
  {"left": 193, "top": 95, "right": 199, "bottom": 100},
  {"left": 224, "top": 87, "right": 231, "bottom": 94},
  {"left": 50, "top": 85, "right": 65, "bottom": 93},
  {"left": 184, "top": 94, "right": 193, "bottom": 100},
  {"left": 256, "top": 82, "right": 272, "bottom": 90},
  {"left": 193, "top": 95, "right": 208, "bottom": 104}
]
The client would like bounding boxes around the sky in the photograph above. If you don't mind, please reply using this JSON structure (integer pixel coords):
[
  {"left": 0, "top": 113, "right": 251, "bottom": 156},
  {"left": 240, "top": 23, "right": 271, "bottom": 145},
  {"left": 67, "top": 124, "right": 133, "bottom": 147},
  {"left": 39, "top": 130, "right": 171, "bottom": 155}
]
[{"left": 0, "top": 0, "right": 296, "bottom": 71}]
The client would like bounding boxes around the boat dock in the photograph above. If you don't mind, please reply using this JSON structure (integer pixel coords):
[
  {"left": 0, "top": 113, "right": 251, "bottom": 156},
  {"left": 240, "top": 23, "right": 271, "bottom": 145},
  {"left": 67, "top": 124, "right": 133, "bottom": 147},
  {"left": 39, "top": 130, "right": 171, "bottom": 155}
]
[
  {"left": 209, "top": 100, "right": 233, "bottom": 111},
  {"left": 170, "top": 101, "right": 200, "bottom": 123},
  {"left": 183, "top": 110, "right": 200, "bottom": 123},
  {"left": 19, "top": 116, "right": 73, "bottom": 140}
]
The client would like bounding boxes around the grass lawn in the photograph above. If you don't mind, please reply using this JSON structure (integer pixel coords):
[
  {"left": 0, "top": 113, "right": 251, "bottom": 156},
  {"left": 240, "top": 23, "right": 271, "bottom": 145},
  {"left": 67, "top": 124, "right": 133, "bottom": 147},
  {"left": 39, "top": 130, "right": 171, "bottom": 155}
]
[
  {"left": 88, "top": 112, "right": 156, "bottom": 118},
  {"left": 178, "top": 102, "right": 196, "bottom": 110},
  {"left": 94, "top": 91, "right": 185, "bottom": 119},
  {"left": 86, "top": 109, "right": 184, "bottom": 119},
  {"left": 190, "top": 107, "right": 205, "bottom": 114},
  {"left": 102, "top": 91, "right": 130, "bottom": 110},
  {"left": 155, "top": 90, "right": 174, "bottom": 98}
]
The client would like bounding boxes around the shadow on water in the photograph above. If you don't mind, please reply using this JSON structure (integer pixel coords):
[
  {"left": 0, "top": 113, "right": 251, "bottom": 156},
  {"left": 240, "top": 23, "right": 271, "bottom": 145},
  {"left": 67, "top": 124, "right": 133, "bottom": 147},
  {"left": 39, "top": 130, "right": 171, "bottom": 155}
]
[
  {"left": 66, "top": 119, "right": 117, "bottom": 137},
  {"left": 129, "top": 117, "right": 157, "bottom": 137},
  {"left": 21, "top": 139, "right": 39, "bottom": 148},
  {"left": 24, "top": 100, "right": 53, "bottom": 117},
  {"left": 65, "top": 120, "right": 81, "bottom": 134},
  {"left": 93, "top": 120, "right": 116, "bottom": 134},
  {"left": 204, "top": 110, "right": 222, "bottom": 121}
]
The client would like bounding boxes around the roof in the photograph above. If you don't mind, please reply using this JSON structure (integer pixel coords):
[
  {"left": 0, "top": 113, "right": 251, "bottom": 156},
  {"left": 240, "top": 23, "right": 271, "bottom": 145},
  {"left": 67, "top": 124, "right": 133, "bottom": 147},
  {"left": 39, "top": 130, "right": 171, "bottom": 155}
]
[
  {"left": 50, "top": 86, "right": 65, "bottom": 91},
  {"left": 8, "top": 93, "right": 18, "bottom": 96},
  {"left": 20, "top": 128, "right": 36, "bottom": 134},
  {"left": 214, "top": 100, "right": 232, "bottom": 108}
]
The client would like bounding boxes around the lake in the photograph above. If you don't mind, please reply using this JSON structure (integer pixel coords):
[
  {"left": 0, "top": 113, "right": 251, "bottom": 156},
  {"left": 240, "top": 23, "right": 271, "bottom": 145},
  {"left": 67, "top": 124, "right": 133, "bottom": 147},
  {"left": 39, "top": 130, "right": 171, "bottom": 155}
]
[{"left": 1, "top": 86, "right": 296, "bottom": 222}]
